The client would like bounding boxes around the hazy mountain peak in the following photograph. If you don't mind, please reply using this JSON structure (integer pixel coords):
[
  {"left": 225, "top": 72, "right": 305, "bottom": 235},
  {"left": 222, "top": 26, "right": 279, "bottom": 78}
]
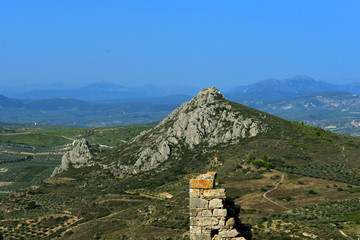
[{"left": 290, "top": 74, "right": 313, "bottom": 80}]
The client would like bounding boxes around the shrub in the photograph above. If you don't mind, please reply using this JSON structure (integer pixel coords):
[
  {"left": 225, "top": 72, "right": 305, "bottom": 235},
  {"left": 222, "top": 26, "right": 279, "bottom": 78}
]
[
  {"left": 308, "top": 190, "right": 317, "bottom": 195},
  {"left": 277, "top": 196, "right": 292, "bottom": 201}
]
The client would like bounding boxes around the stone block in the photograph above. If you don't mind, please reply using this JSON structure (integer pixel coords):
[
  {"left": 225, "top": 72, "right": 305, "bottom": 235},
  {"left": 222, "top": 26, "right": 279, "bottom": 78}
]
[
  {"left": 213, "top": 208, "right": 227, "bottom": 217},
  {"left": 219, "top": 217, "right": 225, "bottom": 226},
  {"left": 202, "top": 229, "right": 212, "bottom": 234},
  {"left": 201, "top": 209, "right": 212, "bottom": 217},
  {"left": 190, "top": 208, "right": 198, "bottom": 217},
  {"left": 203, "top": 189, "right": 226, "bottom": 198},
  {"left": 190, "top": 233, "right": 211, "bottom": 240},
  {"left": 189, "top": 188, "right": 202, "bottom": 198},
  {"left": 190, "top": 179, "right": 214, "bottom": 189},
  {"left": 190, "top": 217, "right": 197, "bottom": 226},
  {"left": 190, "top": 198, "right": 208, "bottom": 208},
  {"left": 190, "top": 225, "right": 202, "bottom": 234},
  {"left": 209, "top": 198, "right": 223, "bottom": 208},
  {"left": 208, "top": 225, "right": 221, "bottom": 230},
  {"left": 193, "top": 217, "right": 219, "bottom": 226},
  {"left": 219, "top": 229, "right": 240, "bottom": 238}
]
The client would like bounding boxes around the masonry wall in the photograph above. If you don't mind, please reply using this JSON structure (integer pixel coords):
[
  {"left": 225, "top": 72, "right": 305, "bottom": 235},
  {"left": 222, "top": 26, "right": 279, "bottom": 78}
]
[{"left": 189, "top": 172, "right": 250, "bottom": 240}]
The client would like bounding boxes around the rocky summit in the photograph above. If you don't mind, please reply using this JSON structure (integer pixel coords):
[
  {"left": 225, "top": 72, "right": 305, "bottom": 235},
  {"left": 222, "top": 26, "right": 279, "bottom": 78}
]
[{"left": 109, "top": 87, "right": 270, "bottom": 175}]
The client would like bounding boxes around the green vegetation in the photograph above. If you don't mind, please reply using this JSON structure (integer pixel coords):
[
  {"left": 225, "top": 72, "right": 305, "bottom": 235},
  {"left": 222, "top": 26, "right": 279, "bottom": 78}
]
[
  {"left": 0, "top": 132, "right": 70, "bottom": 147},
  {"left": 271, "top": 160, "right": 360, "bottom": 185},
  {"left": 277, "top": 196, "right": 292, "bottom": 201},
  {"left": 0, "top": 124, "right": 154, "bottom": 194},
  {"left": 0, "top": 124, "right": 154, "bottom": 147}
]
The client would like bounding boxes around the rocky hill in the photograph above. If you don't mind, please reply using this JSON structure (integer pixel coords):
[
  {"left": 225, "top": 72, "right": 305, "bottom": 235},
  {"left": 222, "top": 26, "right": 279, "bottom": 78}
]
[{"left": 106, "top": 87, "right": 278, "bottom": 175}]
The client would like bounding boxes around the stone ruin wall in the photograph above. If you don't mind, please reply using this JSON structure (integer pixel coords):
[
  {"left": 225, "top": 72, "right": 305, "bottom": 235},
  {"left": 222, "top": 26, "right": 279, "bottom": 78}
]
[{"left": 189, "top": 172, "right": 251, "bottom": 240}]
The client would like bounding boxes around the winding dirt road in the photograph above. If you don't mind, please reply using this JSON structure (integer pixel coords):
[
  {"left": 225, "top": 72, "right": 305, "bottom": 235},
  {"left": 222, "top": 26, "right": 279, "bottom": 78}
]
[{"left": 263, "top": 173, "right": 289, "bottom": 210}]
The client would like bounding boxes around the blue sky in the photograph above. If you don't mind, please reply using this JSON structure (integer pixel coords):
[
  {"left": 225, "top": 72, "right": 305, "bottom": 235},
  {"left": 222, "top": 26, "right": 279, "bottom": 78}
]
[{"left": 1, "top": 1, "right": 359, "bottom": 88}]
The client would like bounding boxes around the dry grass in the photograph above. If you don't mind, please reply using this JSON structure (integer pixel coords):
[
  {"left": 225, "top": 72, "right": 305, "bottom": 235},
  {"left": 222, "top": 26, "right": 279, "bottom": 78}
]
[
  {"left": 226, "top": 170, "right": 360, "bottom": 213},
  {"left": 44, "top": 177, "right": 76, "bottom": 184}
]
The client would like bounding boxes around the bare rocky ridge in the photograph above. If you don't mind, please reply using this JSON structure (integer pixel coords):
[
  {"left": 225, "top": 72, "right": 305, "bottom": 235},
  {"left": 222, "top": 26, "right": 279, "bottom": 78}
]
[
  {"left": 51, "top": 138, "right": 93, "bottom": 177},
  {"left": 111, "top": 87, "right": 269, "bottom": 175}
]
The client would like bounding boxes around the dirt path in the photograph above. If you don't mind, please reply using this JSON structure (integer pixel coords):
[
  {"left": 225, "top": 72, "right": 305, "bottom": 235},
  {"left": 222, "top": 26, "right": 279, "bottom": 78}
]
[
  {"left": 61, "top": 136, "right": 78, "bottom": 146},
  {"left": 1, "top": 150, "right": 64, "bottom": 156},
  {"left": 340, "top": 145, "right": 348, "bottom": 162},
  {"left": 263, "top": 174, "right": 289, "bottom": 210},
  {"left": 274, "top": 131, "right": 285, "bottom": 147}
]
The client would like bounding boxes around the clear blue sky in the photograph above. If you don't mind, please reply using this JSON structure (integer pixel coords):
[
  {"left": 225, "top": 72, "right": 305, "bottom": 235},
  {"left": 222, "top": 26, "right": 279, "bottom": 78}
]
[{"left": 1, "top": 1, "right": 359, "bottom": 88}]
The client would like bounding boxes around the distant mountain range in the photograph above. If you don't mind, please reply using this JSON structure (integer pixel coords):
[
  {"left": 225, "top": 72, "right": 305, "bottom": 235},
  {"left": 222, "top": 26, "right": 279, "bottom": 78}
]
[
  {"left": 0, "top": 94, "right": 179, "bottom": 127},
  {"left": 233, "top": 91, "right": 360, "bottom": 136},
  {"left": 0, "top": 82, "right": 199, "bottom": 101},
  {"left": 2, "top": 75, "right": 360, "bottom": 102},
  {"left": 1, "top": 76, "right": 360, "bottom": 135}
]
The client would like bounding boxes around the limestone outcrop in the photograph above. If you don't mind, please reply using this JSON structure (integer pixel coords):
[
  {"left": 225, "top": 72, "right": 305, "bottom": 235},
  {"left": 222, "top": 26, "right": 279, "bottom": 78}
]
[
  {"left": 189, "top": 172, "right": 252, "bottom": 240},
  {"left": 112, "top": 87, "right": 268, "bottom": 174},
  {"left": 51, "top": 138, "right": 93, "bottom": 177}
]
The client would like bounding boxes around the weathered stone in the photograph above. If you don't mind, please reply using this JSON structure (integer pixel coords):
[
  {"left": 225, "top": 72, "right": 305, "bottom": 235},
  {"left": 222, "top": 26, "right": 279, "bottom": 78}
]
[
  {"left": 190, "top": 226, "right": 202, "bottom": 234},
  {"left": 189, "top": 172, "right": 251, "bottom": 240},
  {"left": 204, "top": 189, "right": 226, "bottom": 198},
  {"left": 190, "top": 188, "right": 202, "bottom": 198},
  {"left": 219, "top": 217, "right": 225, "bottom": 226},
  {"left": 190, "top": 217, "right": 197, "bottom": 226},
  {"left": 51, "top": 138, "right": 93, "bottom": 177},
  {"left": 190, "top": 179, "right": 214, "bottom": 189},
  {"left": 190, "top": 233, "right": 211, "bottom": 240},
  {"left": 208, "top": 225, "right": 221, "bottom": 230},
  {"left": 194, "top": 217, "right": 219, "bottom": 226},
  {"left": 213, "top": 208, "right": 227, "bottom": 217},
  {"left": 190, "top": 208, "right": 198, "bottom": 217},
  {"left": 224, "top": 217, "right": 235, "bottom": 229},
  {"left": 202, "top": 229, "right": 212, "bottom": 234},
  {"left": 202, "top": 210, "right": 212, "bottom": 217},
  {"left": 190, "top": 198, "right": 208, "bottom": 208},
  {"left": 219, "top": 229, "right": 240, "bottom": 238},
  {"left": 209, "top": 199, "right": 223, "bottom": 208}
]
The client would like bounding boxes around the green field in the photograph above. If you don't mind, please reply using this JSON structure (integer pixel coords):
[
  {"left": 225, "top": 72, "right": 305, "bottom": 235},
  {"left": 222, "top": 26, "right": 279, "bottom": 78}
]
[{"left": 0, "top": 124, "right": 154, "bottom": 194}]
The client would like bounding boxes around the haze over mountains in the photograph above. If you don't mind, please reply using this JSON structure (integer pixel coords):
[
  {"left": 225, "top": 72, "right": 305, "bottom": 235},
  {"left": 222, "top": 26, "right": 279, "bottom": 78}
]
[
  {"left": 2, "top": 76, "right": 360, "bottom": 102},
  {"left": 1, "top": 75, "right": 360, "bottom": 135}
]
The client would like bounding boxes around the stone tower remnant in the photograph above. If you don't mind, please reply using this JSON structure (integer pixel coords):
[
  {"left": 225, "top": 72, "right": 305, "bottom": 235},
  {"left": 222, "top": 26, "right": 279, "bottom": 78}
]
[{"left": 189, "top": 172, "right": 252, "bottom": 240}]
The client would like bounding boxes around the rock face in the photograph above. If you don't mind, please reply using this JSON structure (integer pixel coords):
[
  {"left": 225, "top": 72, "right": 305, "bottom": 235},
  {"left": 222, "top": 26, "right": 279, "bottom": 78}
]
[
  {"left": 111, "top": 87, "right": 269, "bottom": 175},
  {"left": 51, "top": 138, "right": 93, "bottom": 177}
]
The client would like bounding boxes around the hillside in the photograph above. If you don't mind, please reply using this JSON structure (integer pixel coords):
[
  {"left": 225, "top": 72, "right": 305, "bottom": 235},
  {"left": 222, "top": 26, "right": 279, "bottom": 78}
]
[
  {"left": 2, "top": 87, "right": 360, "bottom": 239},
  {"left": 236, "top": 91, "right": 360, "bottom": 136},
  {"left": 0, "top": 95, "right": 176, "bottom": 127}
]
